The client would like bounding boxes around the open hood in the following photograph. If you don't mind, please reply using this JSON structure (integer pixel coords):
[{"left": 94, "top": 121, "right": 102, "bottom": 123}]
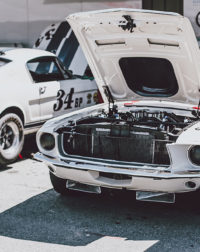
[{"left": 67, "top": 9, "right": 200, "bottom": 105}]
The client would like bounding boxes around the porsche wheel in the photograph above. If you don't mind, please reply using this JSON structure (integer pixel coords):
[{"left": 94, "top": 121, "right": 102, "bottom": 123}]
[
  {"left": 0, "top": 113, "right": 24, "bottom": 166},
  {"left": 50, "top": 172, "right": 70, "bottom": 195}
]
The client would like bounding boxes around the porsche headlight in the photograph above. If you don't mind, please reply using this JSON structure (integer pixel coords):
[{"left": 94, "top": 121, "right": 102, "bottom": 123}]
[
  {"left": 40, "top": 133, "right": 55, "bottom": 151},
  {"left": 189, "top": 146, "right": 200, "bottom": 166}
]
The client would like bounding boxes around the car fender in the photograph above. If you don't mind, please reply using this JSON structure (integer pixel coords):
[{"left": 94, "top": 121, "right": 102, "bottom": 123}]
[{"left": 0, "top": 103, "right": 27, "bottom": 125}]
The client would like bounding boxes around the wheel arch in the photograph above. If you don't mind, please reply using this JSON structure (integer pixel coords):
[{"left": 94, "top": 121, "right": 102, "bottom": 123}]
[{"left": 0, "top": 107, "right": 25, "bottom": 125}]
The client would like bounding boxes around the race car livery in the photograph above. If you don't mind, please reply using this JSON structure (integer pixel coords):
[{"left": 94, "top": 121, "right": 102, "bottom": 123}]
[{"left": 0, "top": 48, "right": 98, "bottom": 165}]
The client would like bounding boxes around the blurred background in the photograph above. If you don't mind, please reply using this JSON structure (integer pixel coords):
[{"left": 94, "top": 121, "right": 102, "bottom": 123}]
[{"left": 0, "top": 0, "right": 199, "bottom": 48}]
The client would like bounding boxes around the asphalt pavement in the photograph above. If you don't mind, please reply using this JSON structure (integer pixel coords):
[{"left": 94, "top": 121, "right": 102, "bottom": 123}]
[{"left": 0, "top": 135, "right": 200, "bottom": 252}]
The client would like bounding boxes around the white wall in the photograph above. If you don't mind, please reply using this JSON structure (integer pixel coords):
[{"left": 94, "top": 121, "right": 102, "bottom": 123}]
[{"left": 0, "top": 0, "right": 141, "bottom": 47}]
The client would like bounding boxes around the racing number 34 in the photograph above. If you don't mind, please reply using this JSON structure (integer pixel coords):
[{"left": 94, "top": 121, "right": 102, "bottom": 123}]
[{"left": 53, "top": 88, "right": 83, "bottom": 111}]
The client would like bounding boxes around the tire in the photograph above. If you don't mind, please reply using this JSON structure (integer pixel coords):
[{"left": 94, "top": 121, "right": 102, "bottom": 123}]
[
  {"left": 50, "top": 172, "right": 70, "bottom": 195},
  {"left": 0, "top": 113, "right": 24, "bottom": 166}
]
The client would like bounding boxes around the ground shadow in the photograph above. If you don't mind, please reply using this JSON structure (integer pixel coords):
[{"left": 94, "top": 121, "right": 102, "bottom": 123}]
[
  {"left": 21, "top": 134, "right": 38, "bottom": 159},
  {"left": 0, "top": 188, "right": 200, "bottom": 251}
]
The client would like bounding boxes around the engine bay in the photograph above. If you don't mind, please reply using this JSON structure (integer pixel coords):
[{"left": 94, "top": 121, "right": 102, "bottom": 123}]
[{"left": 58, "top": 104, "right": 199, "bottom": 165}]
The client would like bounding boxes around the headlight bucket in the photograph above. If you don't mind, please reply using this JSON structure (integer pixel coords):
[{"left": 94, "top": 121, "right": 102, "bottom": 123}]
[
  {"left": 189, "top": 145, "right": 200, "bottom": 166},
  {"left": 40, "top": 133, "right": 55, "bottom": 151}
]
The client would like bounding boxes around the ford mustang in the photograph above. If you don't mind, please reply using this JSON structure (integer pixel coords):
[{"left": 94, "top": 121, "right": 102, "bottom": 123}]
[
  {"left": 0, "top": 48, "right": 98, "bottom": 165},
  {"left": 35, "top": 9, "right": 200, "bottom": 203}
]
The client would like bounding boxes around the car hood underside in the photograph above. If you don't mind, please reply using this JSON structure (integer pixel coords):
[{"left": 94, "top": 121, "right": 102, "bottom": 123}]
[{"left": 67, "top": 8, "right": 200, "bottom": 105}]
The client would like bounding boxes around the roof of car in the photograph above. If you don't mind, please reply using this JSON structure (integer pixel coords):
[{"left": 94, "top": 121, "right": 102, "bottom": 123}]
[{"left": 0, "top": 48, "right": 55, "bottom": 62}]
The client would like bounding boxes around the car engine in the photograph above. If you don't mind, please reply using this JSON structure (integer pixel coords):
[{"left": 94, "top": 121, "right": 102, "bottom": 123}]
[{"left": 59, "top": 105, "right": 198, "bottom": 165}]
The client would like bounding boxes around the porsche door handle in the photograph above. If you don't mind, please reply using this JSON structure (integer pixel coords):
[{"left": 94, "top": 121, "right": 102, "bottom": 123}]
[{"left": 39, "top": 86, "right": 46, "bottom": 94}]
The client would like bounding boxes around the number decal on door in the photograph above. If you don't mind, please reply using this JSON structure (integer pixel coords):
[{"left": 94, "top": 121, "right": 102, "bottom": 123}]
[{"left": 54, "top": 88, "right": 82, "bottom": 111}]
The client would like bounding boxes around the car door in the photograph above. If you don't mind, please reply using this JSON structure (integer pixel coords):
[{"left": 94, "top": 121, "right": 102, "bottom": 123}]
[
  {"left": 52, "top": 60, "right": 98, "bottom": 118},
  {"left": 27, "top": 56, "right": 62, "bottom": 122},
  {"left": 27, "top": 56, "right": 98, "bottom": 121},
  {"left": 53, "top": 77, "right": 98, "bottom": 118}
]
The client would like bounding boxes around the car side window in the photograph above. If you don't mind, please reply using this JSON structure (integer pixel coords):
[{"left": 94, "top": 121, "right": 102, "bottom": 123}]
[{"left": 27, "top": 57, "right": 67, "bottom": 83}]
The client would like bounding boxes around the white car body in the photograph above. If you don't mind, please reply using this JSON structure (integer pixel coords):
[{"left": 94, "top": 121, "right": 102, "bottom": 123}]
[
  {"left": 35, "top": 9, "right": 200, "bottom": 203},
  {"left": 34, "top": 20, "right": 92, "bottom": 77},
  {"left": 0, "top": 48, "right": 98, "bottom": 164}
]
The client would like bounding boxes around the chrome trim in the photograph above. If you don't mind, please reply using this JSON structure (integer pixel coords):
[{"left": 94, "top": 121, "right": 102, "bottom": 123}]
[{"left": 34, "top": 152, "right": 200, "bottom": 179}]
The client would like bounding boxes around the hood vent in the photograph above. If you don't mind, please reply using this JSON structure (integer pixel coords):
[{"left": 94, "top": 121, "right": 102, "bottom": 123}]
[
  {"left": 95, "top": 39, "right": 125, "bottom": 46},
  {"left": 148, "top": 38, "right": 179, "bottom": 47}
]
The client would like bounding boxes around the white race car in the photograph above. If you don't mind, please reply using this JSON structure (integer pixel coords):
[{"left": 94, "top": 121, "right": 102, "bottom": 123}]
[
  {"left": 35, "top": 9, "right": 200, "bottom": 203},
  {"left": 0, "top": 48, "right": 99, "bottom": 165}
]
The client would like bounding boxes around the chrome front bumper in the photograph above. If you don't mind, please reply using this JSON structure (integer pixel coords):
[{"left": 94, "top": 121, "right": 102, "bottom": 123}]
[{"left": 34, "top": 152, "right": 200, "bottom": 194}]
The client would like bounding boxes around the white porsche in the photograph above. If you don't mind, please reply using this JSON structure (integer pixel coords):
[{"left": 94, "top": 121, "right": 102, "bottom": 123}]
[
  {"left": 0, "top": 48, "right": 98, "bottom": 165},
  {"left": 35, "top": 9, "right": 200, "bottom": 203}
]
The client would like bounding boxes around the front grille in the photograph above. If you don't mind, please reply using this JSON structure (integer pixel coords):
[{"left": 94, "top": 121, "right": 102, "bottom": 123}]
[{"left": 63, "top": 131, "right": 171, "bottom": 165}]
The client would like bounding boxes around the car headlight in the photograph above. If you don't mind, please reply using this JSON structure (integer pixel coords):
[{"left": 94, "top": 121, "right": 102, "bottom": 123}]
[
  {"left": 189, "top": 145, "right": 200, "bottom": 166},
  {"left": 40, "top": 133, "right": 55, "bottom": 151}
]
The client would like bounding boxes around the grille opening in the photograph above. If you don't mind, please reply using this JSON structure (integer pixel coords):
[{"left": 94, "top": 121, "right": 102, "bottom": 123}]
[
  {"left": 63, "top": 124, "right": 171, "bottom": 165},
  {"left": 99, "top": 172, "right": 132, "bottom": 180}
]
